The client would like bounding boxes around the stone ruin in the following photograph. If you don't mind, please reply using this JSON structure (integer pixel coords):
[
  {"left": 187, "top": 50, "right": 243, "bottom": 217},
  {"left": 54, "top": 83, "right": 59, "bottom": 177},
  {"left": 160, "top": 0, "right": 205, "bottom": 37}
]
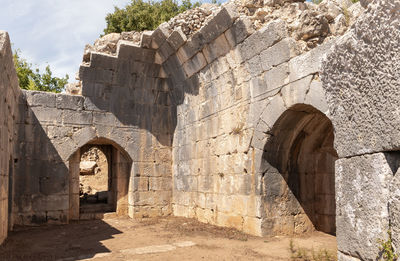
[{"left": 0, "top": 0, "right": 399, "bottom": 259}]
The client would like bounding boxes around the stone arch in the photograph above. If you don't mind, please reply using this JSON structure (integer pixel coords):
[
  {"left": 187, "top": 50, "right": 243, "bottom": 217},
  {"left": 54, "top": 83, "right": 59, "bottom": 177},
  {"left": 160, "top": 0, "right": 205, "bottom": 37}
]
[
  {"left": 258, "top": 104, "right": 337, "bottom": 236},
  {"left": 68, "top": 137, "right": 133, "bottom": 221}
]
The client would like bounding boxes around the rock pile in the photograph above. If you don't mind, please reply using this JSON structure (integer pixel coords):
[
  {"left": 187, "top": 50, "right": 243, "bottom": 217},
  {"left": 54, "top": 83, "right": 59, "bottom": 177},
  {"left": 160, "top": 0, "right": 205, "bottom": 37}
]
[
  {"left": 67, "top": 0, "right": 366, "bottom": 95},
  {"left": 165, "top": 4, "right": 219, "bottom": 36},
  {"left": 236, "top": 0, "right": 363, "bottom": 50},
  {"left": 82, "top": 31, "right": 143, "bottom": 62}
]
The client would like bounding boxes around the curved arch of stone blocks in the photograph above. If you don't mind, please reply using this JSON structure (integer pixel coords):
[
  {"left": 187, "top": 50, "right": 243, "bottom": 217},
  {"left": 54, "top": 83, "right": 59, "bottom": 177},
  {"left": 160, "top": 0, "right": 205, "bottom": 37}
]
[{"left": 257, "top": 104, "right": 337, "bottom": 236}]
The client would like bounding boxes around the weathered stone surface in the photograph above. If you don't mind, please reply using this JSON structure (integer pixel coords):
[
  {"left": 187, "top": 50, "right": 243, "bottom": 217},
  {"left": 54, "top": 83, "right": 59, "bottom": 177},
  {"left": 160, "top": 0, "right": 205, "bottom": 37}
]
[
  {"left": 224, "top": 17, "right": 254, "bottom": 47},
  {"left": 182, "top": 52, "right": 207, "bottom": 78},
  {"left": 336, "top": 153, "right": 391, "bottom": 260},
  {"left": 237, "top": 19, "right": 288, "bottom": 62},
  {"left": 322, "top": 0, "right": 400, "bottom": 158},
  {"left": 388, "top": 152, "right": 400, "bottom": 252},
  {"left": 260, "top": 38, "right": 298, "bottom": 71},
  {"left": 289, "top": 39, "right": 334, "bottom": 82},
  {"left": 166, "top": 28, "right": 187, "bottom": 51},
  {"left": 202, "top": 34, "right": 231, "bottom": 64}
]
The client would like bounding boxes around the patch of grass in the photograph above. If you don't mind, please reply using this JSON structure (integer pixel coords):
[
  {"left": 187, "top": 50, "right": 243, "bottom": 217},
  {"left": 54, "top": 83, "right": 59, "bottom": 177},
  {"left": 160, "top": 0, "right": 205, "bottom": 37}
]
[
  {"left": 378, "top": 230, "right": 398, "bottom": 261},
  {"left": 289, "top": 239, "right": 337, "bottom": 261},
  {"left": 342, "top": 5, "right": 351, "bottom": 26}
]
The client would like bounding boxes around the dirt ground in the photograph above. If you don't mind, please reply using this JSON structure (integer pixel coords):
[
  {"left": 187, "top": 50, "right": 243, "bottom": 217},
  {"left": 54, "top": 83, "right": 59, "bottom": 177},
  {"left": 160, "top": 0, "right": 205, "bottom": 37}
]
[{"left": 0, "top": 216, "right": 337, "bottom": 261}]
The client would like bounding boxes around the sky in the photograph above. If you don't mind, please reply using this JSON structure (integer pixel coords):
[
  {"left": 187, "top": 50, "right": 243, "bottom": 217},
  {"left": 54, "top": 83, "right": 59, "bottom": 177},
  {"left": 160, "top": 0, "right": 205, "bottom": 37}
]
[{"left": 0, "top": 0, "right": 131, "bottom": 82}]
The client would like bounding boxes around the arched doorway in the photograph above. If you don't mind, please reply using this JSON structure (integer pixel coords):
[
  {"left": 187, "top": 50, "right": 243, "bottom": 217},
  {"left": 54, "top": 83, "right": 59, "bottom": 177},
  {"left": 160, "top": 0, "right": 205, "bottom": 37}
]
[
  {"left": 261, "top": 104, "right": 337, "bottom": 236},
  {"left": 68, "top": 138, "right": 133, "bottom": 220}
]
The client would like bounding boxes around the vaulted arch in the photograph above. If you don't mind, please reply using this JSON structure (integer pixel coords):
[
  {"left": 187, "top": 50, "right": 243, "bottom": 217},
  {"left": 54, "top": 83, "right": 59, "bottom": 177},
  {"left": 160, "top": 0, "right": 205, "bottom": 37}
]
[
  {"left": 68, "top": 137, "right": 133, "bottom": 221},
  {"left": 260, "top": 104, "right": 337, "bottom": 236}
]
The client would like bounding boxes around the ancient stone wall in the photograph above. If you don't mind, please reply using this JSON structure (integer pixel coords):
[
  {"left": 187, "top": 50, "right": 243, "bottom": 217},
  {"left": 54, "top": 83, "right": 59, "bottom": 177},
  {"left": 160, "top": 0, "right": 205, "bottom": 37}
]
[
  {"left": 168, "top": 2, "right": 344, "bottom": 236},
  {"left": 12, "top": 39, "right": 175, "bottom": 225},
  {"left": 322, "top": 0, "right": 400, "bottom": 260},
  {"left": 0, "top": 31, "right": 21, "bottom": 244},
  {"left": 1, "top": 0, "right": 398, "bottom": 258}
]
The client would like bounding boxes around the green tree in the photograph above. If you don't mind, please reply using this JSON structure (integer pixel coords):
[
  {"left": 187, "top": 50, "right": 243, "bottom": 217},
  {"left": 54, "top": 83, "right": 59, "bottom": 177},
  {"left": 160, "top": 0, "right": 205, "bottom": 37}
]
[
  {"left": 103, "top": 0, "right": 201, "bottom": 34},
  {"left": 13, "top": 50, "right": 69, "bottom": 93}
]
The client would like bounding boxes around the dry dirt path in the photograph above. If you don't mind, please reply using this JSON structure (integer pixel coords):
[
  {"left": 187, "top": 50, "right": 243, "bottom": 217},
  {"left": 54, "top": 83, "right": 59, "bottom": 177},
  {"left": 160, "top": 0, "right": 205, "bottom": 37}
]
[{"left": 0, "top": 216, "right": 337, "bottom": 261}]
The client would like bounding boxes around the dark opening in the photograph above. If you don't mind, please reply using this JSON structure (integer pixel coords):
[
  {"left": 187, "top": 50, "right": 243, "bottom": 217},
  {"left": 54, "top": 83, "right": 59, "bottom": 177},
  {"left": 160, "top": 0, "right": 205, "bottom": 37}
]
[{"left": 261, "top": 104, "right": 337, "bottom": 236}]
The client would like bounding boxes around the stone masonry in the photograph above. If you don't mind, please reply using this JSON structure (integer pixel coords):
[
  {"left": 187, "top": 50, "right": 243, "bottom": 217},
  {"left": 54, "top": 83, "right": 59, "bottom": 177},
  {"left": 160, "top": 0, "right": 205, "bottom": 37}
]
[
  {"left": 0, "top": 0, "right": 399, "bottom": 260},
  {"left": 0, "top": 31, "right": 20, "bottom": 244}
]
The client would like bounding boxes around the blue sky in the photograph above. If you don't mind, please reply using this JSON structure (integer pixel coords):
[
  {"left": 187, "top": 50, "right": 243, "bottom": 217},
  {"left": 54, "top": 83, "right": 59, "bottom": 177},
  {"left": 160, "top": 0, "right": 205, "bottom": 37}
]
[{"left": 0, "top": 0, "right": 131, "bottom": 81}]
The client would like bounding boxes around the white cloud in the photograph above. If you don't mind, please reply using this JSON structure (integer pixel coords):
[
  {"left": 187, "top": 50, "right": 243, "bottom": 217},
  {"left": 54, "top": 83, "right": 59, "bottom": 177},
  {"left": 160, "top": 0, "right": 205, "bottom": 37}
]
[{"left": 0, "top": 0, "right": 130, "bottom": 80}]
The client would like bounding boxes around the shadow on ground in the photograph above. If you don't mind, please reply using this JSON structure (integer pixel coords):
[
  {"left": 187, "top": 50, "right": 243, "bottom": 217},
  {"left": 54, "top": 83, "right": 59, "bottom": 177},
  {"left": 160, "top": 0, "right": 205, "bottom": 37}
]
[{"left": 0, "top": 220, "right": 121, "bottom": 261}]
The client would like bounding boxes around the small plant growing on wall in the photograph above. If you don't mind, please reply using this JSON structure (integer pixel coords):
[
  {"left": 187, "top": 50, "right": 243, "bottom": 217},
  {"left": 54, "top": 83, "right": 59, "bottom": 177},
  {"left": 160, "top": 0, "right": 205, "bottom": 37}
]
[
  {"left": 378, "top": 230, "right": 398, "bottom": 261},
  {"left": 231, "top": 122, "right": 244, "bottom": 135}
]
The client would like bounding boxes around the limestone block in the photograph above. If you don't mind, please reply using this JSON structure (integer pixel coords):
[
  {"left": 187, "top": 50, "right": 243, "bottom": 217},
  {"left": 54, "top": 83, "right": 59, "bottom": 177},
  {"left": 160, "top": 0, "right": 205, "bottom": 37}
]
[
  {"left": 158, "top": 41, "right": 174, "bottom": 64},
  {"left": 225, "top": 17, "right": 254, "bottom": 48},
  {"left": 62, "top": 110, "right": 93, "bottom": 125},
  {"left": 118, "top": 41, "right": 155, "bottom": 62},
  {"left": 263, "top": 63, "right": 290, "bottom": 95},
  {"left": 249, "top": 77, "right": 265, "bottom": 99},
  {"left": 150, "top": 23, "right": 170, "bottom": 49},
  {"left": 149, "top": 177, "right": 172, "bottom": 191},
  {"left": 387, "top": 152, "right": 400, "bottom": 252},
  {"left": 176, "top": 8, "right": 234, "bottom": 63},
  {"left": 199, "top": 7, "right": 235, "bottom": 43},
  {"left": 289, "top": 39, "right": 333, "bottom": 82},
  {"left": 94, "top": 68, "right": 113, "bottom": 84},
  {"left": 237, "top": 20, "right": 287, "bottom": 63},
  {"left": 304, "top": 79, "right": 329, "bottom": 114},
  {"left": 93, "top": 112, "right": 116, "bottom": 126},
  {"left": 322, "top": 0, "right": 400, "bottom": 158},
  {"left": 260, "top": 94, "right": 286, "bottom": 128},
  {"left": 90, "top": 52, "right": 118, "bottom": 70},
  {"left": 243, "top": 216, "right": 262, "bottom": 236},
  {"left": 31, "top": 106, "right": 63, "bottom": 124},
  {"left": 173, "top": 204, "right": 189, "bottom": 217},
  {"left": 132, "top": 177, "right": 149, "bottom": 192},
  {"left": 56, "top": 94, "right": 84, "bottom": 110},
  {"left": 133, "top": 191, "right": 171, "bottom": 206},
  {"left": 140, "top": 31, "right": 153, "bottom": 49},
  {"left": 163, "top": 55, "right": 186, "bottom": 84},
  {"left": 32, "top": 194, "right": 69, "bottom": 212},
  {"left": 245, "top": 55, "right": 263, "bottom": 78},
  {"left": 280, "top": 75, "right": 312, "bottom": 108},
  {"left": 182, "top": 52, "right": 207, "bottom": 78},
  {"left": 26, "top": 91, "right": 56, "bottom": 108},
  {"left": 202, "top": 34, "right": 231, "bottom": 64},
  {"left": 209, "top": 57, "right": 231, "bottom": 81},
  {"left": 166, "top": 28, "right": 187, "bottom": 51},
  {"left": 132, "top": 162, "right": 156, "bottom": 177},
  {"left": 69, "top": 126, "right": 96, "bottom": 151},
  {"left": 176, "top": 42, "right": 197, "bottom": 64},
  {"left": 216, "top": 211, "right": 243, "bottom": 231},
  {"left": 260, "top": 38, "right": 298, "bottom": 72},
  {"left": 336, "top": 153, "right": 391, "bottom": 260},
  {"left": 79, "top": 65, "right": 96, "bottom": 84}
]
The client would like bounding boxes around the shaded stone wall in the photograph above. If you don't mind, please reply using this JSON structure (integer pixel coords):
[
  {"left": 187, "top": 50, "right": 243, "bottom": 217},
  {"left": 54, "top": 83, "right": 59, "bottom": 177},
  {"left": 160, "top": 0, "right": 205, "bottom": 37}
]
[
  {"left": 12, "top": 38, "right": 175, "bottom": 225},
  {"left": 0, "top": 31, "right": 21, "bottom": 243},
  {"left": 322, "top": 0, "right": 400, "bottom": 260}
]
